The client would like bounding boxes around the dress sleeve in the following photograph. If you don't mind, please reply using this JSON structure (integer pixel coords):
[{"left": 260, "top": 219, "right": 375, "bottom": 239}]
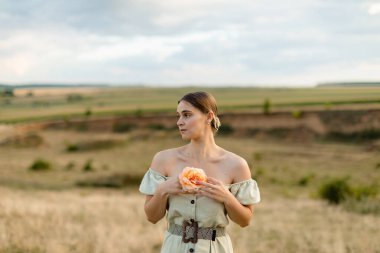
[
  {"left": 139, "top": 168, "right": 167, "bottom": 195},
  {"left": 229, "top": 179, "right": 261, "bottom": 205}
]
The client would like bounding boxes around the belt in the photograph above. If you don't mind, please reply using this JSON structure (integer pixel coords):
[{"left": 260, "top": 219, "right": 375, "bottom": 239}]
[{"left": 168, "top": 220, "right": 226, "bottom": 244}]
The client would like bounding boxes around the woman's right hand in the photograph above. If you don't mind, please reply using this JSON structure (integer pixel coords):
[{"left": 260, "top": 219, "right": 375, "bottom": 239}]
[{"left": 155, "top": 176, "right": 183, "bottom": 196}]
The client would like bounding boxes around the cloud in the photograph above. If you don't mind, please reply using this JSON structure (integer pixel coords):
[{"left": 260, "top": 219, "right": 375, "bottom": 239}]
[
  {"left": 299, "top": 61, "right": 380, "bottom": 84},
  {"left": 368, "top": 3, "right": 380, "bottom": 15},
  {"left": 0, "top": 0, "right": 379, "bottom": 85}
]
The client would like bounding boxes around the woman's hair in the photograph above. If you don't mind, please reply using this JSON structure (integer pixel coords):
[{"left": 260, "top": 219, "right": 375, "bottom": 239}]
[{"left": 178, "top": 91, "right": 221, "bottom": 132}]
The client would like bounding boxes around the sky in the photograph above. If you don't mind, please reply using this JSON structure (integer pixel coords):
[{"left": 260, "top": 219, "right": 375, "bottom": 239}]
[{"left": 0, "top": 0, "right": 380, "bottom": 87}]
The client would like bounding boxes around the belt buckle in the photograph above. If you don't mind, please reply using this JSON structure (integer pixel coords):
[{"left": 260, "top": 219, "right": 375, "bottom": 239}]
[{"left": 182, "top": 220, "right": 198, "bottom": 244}]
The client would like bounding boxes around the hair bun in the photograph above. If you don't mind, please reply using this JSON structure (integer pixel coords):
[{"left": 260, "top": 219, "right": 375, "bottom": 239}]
[{"left": 212, "top": 116, "right": 221, "bottom": 132}]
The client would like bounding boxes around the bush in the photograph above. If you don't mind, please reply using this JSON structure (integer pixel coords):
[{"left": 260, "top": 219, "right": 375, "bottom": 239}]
[
  {"left": 134, "top": 108, "right": 143, "bottom": 117},
  {"left": 267, "top": 128, "right": 288, "bottom": 139},
  {"left": 319, "top": 177, "right": 379, "bottom": 214},
  {"left": 66, "top": 144, "right": 79, "bottom": 152},
  {"left": 0, "top": 132, "right": 44, "bottom": 148},
  {"left": 292, "top": 110, "right": 303, "bottom": 119},
  {"left": 84, "top": 108, "right": 92, "bottom": 116},
  {"left": 1, "top": 89, "right": 14, "bottom": 97},
  {"left": 82, "top": 159, "right": 94, "bottom": 172},
  {"left": 263, "top": 98, "right": 271, "bottom": 115},
  {"left": 326, "top": 129, "right": 380, "bottom": 142},
  {"left": 29, "top": 159, "right": 52, "bottom": 171},
  {"left": 352, "top": 184, "right": 378, "bottom": 201},
  {"left": 76, "top": 173, "right": 143, "bottom": 188},
  {"left": 298, "top": 174, "right": 314, "bottom": 186},
  {"left": 148, "top": 124, "right": 166, "bottom": 130},
  {"left": 65, "top": 139, "right": 124, "bottom": 152},
  {"left": 218, "top": 124, "right": 234, "bottom": 135},
  {"left": 66, "top": 94, "right": 83, "bottom": 103},
  {"left": 318, "top": 177, "right": 352, "bottom": 204},
  {"left": 113, "top": 122, "right": 136, "bottom": 133}
]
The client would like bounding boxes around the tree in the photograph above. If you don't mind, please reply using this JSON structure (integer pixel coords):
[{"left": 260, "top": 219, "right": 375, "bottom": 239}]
[{"left": 263, "top": 98, "right": 271, "bottom": 115}]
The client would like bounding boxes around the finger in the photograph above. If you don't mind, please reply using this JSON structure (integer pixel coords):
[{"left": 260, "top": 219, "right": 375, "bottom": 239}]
[
  {"left": 198, "top": 187, "right": 210, "bottom": 195},
  {"left": 196, "top": 181, "right": 216, "bottom": 188},
  {"left": 199, "top": 186, "right": 218, "bottom": 195},
  {"left": 199, "top": 186, "right": 211, "bottom": 192},
  {"left": 198, "top": 189, "right": 219, "bottom": 201},
  {"left": 206, "top": 177, "right": 223, "bottom": 185}
]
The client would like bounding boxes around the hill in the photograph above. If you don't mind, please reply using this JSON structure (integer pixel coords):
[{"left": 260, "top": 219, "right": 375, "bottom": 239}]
[{"left": 317, "top": 82, "right": 380, "bottom": 87}]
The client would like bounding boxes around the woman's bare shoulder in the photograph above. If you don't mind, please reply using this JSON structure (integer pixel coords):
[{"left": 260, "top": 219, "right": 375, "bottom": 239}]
[
  {"left": 222, "top": 149, "right": 252, "bottom": 183},
  {"left": 150, "top": 147, "right": 182, "bottom": 176}
]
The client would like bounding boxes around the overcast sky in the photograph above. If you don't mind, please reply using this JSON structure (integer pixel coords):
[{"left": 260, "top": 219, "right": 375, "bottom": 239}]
[{"left": 1, "top": 0, "right": 380, "bottom": 87}]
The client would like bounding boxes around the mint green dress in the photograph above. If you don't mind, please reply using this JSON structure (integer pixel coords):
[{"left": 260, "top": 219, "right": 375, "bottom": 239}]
[{"left": 139, "top": 168, "right": 261, "bottom": 253}]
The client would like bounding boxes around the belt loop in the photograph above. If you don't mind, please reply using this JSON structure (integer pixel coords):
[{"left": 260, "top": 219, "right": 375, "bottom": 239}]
[{"left": 212, "top": 230, "right": 216, "bottom": 241}]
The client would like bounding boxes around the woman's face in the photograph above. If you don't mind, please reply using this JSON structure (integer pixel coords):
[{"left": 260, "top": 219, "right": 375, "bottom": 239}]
[{"left": 176, "top": 100, "right": 209, "bottom": 140}]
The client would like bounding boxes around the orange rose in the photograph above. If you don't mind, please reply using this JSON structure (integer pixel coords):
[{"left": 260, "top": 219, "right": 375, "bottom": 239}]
[{"left": 178, "top": 167, "right": 207, "bottom": 190}]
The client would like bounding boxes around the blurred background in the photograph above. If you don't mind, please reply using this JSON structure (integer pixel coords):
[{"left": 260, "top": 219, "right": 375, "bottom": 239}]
[{"left": 1, "top": 1, "right": 380, "bottom": 252}]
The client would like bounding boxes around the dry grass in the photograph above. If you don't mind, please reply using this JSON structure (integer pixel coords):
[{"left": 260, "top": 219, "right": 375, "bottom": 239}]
[
  {"left": 1, "top": 126, "right": 380, "bottom": 252},
  {"left": 1, "top": 188, "right": 379, "bottom": 253},
  {"left": 231, "top": 197, "right": 380, "bottom": 253},
  {"left": 0, "top": 187, "right": 165, "bottom": 253}
]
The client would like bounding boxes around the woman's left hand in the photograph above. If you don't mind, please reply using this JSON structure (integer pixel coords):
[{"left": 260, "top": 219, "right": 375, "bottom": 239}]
[{"left": 196, "top": 177, "right": 234, "bottom": 204}]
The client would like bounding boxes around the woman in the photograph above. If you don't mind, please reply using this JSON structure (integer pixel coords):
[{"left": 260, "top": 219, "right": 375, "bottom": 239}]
[{"left": 139, "top": 91, "right": 260, "bottom": 253}]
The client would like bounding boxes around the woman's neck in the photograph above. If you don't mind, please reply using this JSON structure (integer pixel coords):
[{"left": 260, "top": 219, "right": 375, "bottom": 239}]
[{"left": 187, "top": 133, "right": 218, "bottom": 160}]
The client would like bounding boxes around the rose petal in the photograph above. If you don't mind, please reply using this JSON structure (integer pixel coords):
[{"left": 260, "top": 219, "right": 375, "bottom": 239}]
[{"left": 179, "top": 167, "right": 207, "bottom": 190}]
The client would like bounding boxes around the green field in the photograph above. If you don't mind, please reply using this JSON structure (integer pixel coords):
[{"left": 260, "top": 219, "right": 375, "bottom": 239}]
[
  {"left": 1, "top": 86, "right": 380, "bottom": 253},
  {"left": 1, "top": 86, "right": 380, "bottom": 123}
]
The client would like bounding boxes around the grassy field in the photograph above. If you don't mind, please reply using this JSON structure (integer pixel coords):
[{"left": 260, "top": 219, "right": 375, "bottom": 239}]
[
  {"left": 1, "top": 186, "right": 380, "bottom": 253},
  {"left": 1, "top": 129, "right": 379, "bottom": 193},
  {"left": 0, "top": 128, "right": 380, "bottom": 252},
  {"left": 1, "top": 86, "right": 380, "bottom": 123},
  {"left": 1, "top": 86, "right": 380, "bottom": 252}
]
